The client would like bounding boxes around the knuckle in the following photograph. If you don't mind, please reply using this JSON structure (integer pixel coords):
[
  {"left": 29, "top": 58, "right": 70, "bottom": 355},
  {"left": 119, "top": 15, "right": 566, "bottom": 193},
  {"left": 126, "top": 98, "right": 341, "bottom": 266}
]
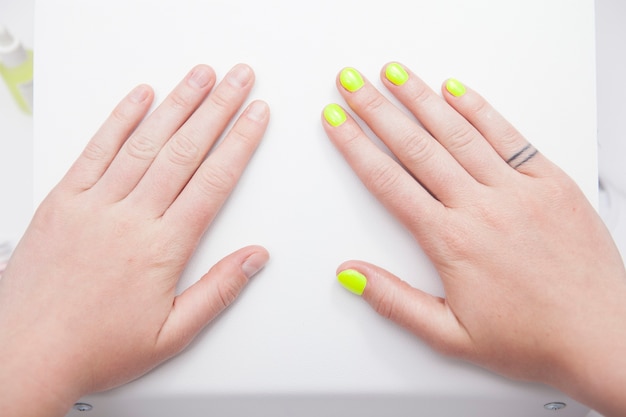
[
  {"left": 167, "top": 132, "right": 201, "bottom": 166},
  {"left": 360, "top": 93, "right": 387, "bottom": 114},
  {"left": 110, "top": 105, "right": 133, "bottom": 126},
  {"left": 336, "top": 122, "right": 363, "bottom": 149},
  {"left": 442, "top": 123, "right": 476, "bottom": 154},
  {"left": 467, "top": 95, "right": 492, "bottom": 119},
  {"left": 81, "top": 140, "right": 109, "bottom": 162},
  {"left": 366, "top": 163, "right": 404, "bottom": 198},
  {"left": 125, "top": 132, "right": 159, "bottom": 161},
  {"left": 499, "top": 125, "right": 523, "bottom": 149},
  {"left": 32, "top": 193, "right": 70, "bottom": 231},
  {"left": 215, "top": 276, "right": 245, "bottom": 309},
  {"left": 396, "top": 128, "right": 435, "bottom": 166},
  {"left": 208, "top": 90, "right": 233, "bottom": 115},
  {"left": 407, "top": 81, "right": 432, "bottom": 106},
  {"left": 541, "top": 174, "right": 581, "bottom": 206},
  {"left": 168, "top": 90, "right": 195, "bottom": 111},
  {"left": 371, "top": 286, "right": 398, "bottom": 321},
  {"left": 463, "top": 98, "right": 524, "bottom": 152},
  {"left": 197, "top": 163, "right": 236, "bottom": 198},
  {"left": 228, "top": 125, "right": 257, "bottom": 149},
  {"left": 431, "top": 221, "right": 474, "bottom": 261}
]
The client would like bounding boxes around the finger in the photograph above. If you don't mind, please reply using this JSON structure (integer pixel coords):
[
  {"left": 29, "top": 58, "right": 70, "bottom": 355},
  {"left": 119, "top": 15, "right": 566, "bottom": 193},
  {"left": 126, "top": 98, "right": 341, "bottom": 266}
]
[
  {"left": 129, "top": 64, "right": 255, "bottom": 216},
  {"left": 336, "top": 67, "right": 477, "bottom": 205},
  {"left": 156, "top": 246, "right": 269, "bottom": 357},
  {"left": 164, "top": 100, "right": 269, "bottom": 233},
  {"left": 93, "top": 65, "right": 217, "bottom": 201},
  {"left": 381, "top": 63, "right": 511, "bottom": 185},
  {"left": 322, "top": 103, "right": 443, "bottom": 234},
  {"left": 61, "top": 84, "right": 153, "bottom": 193},
  {"left": 336, "top": 261, "right": 472, "bottom": 358},
  {"left": 337, "top": 261, "right": 471, "bottom": 357},
  {"left": 442, "top": 78, "right": 553, "bottom": 176}
]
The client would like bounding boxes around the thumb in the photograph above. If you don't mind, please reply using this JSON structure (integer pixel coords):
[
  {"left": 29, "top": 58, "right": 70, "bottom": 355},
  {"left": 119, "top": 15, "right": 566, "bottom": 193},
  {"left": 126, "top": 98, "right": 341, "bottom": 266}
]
[
  {"left": 336, "top": 261, "right": 471, "bottom": 357},
  {"left": 156, "top": 245, "right": 269, "bottom": 356}
]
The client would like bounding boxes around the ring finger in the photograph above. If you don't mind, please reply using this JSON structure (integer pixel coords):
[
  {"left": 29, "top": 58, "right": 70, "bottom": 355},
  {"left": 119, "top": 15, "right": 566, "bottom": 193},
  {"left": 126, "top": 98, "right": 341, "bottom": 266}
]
[
  {"left": 336, "top": 67, "right": 477, "bottom": 206},
  {"left": 128, "top": 64, "right": 256, "bottom": 216},
  {"left": 380, "top": 63, "right": 511, "bottom": 185},
  {"left": 94, "top": 65, "right": 217, "bottom": 200}
]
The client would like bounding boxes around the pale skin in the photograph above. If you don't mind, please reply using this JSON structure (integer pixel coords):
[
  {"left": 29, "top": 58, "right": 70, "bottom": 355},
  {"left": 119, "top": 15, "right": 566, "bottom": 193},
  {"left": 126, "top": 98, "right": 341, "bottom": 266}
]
[
  {"left": 0, "top": 62, "right": 625, "bottom": 417},
  {"left": 322, "top": 63, "right": 626, "bottom": 417},
  {"left": 0, "top": 64, "right": 270, "bottom": 417}
]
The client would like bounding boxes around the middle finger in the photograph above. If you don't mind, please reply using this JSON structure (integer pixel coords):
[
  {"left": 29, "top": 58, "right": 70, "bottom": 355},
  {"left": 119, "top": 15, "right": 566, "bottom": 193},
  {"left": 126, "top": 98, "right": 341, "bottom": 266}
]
[
  {"left": 128, "top": 64, "right": 256, "bottom": 216},
  {"left": 381, "top": 62, "right": 511, "bottom": 185},
  {"left": 336, "top": 67, "right": 477, "bottom": 205},
  {"left": 93, "top": 65, "right": 217, "bottom": 201}
]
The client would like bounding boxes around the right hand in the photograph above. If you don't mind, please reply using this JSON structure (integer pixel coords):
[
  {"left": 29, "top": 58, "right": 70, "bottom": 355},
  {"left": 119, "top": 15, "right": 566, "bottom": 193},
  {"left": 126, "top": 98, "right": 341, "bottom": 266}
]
[{"left": 322, "top": 63, "right": 626, "bottom": 417}]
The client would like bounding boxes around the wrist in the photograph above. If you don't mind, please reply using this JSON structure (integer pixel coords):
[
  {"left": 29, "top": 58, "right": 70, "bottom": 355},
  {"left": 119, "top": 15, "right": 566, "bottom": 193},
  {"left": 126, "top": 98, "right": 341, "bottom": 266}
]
[
  {"left": 0, "top": 324, "right": 82, "bottom": 417},
  {"left": 546, "top": 293, "right": 626, "bottom": 417}
]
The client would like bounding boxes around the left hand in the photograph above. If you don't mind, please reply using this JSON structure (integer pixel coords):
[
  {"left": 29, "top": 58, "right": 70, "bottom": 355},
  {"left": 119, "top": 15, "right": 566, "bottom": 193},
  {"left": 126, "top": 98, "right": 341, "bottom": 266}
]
[{"left": 0, "top": 64, "right": 269, "bottom": 416}]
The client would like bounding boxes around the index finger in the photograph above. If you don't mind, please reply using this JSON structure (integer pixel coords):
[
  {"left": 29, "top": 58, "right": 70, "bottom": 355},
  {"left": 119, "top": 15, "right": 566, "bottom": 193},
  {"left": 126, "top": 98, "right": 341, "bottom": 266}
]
[
  {"left": 163, "top": 100, "right": 270, "bottom": 236},
  {"left": 321, "top": 103, "right": 443, "bottom": 234}
]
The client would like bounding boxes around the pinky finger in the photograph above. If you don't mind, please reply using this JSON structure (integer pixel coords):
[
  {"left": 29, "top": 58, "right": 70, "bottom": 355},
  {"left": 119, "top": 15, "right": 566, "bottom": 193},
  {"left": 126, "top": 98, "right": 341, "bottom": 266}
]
[
  {"left": 442, "top": 79, "right": 554, "bottom": 177},
  {"left": 61, "top": 84, "right": 154, "bottom": 193}
]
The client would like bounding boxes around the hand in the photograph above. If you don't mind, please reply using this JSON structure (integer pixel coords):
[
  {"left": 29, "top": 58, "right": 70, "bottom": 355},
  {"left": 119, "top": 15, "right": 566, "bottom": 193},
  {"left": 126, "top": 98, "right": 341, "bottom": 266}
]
[
  {"left": 0, "top": 64, "right": 270, "bottom": 417},
  {"left": 322, "top": 63, "right": 626, "bottom": 417}
]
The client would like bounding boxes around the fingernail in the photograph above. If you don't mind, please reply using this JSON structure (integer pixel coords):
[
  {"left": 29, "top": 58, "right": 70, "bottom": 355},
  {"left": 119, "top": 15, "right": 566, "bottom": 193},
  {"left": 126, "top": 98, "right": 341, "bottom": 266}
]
[
  {"left": 246, "top": 101, "right": 268, "bottom": 122},
  {"left": 337, "top": 269, "right": 367, "bottom": 296},
  {"left": 129, "top": 85, "right": 150, "bottom": 103},
  {"left": 242, "top": 252, "right": 269, "bottom": 279},
  {"left": 188, "top": 65, "right": 213, "bottom": 89},
  {"left": 445, "top": 78, "right": 466, "bottom": 97},
  {"left": 339, "top": 67, "right": 364, "bottom": 92},
  {"left": 323, "top": 103, "right": 347, "bottom": 127},
  {"left": 385, "top": 63, "right": 409, "bottom": 86},
  {"left": 226, "top": 64, "right": 253, "bottom": 88}
]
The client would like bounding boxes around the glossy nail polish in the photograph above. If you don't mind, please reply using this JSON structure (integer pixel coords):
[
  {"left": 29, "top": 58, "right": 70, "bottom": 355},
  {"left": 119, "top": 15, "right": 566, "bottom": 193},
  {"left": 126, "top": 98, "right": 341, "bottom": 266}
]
[
  {"left": 445, "top": 78, "right": 466, "bottom": 97},
  {"left": 339, "top": 67, "right": 364, "bottom": 92},
  {"left": 337, "top": 269, "right": 367, "bottom": 296},
  {"left": 385, "top": 63, "right": 409, "bottom": 86},
  {"left": 323, "top": 104, "right": 347, "bottom": 127}
]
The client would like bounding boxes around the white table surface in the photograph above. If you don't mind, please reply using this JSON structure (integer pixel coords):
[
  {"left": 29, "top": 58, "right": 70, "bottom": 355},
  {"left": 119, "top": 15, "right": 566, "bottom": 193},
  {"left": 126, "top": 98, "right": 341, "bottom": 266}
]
[{"left": 1, "top": 0, "right": 608, "bottom": 416}]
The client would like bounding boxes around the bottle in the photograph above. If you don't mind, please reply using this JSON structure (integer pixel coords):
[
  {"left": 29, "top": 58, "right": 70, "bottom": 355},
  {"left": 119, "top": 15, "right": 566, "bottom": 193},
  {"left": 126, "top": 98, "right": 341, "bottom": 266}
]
[
  {"left": 0, "top": 241, "right": 12, "bottom": 280},
  {"left": 0, "top": 24, "right": 33, "bottom": 114}
]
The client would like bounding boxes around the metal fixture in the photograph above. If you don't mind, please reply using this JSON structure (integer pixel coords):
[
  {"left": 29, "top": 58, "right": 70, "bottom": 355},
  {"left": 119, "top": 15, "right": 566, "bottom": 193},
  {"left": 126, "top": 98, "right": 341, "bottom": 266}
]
[
  {"left": 73, "top": 403, "right": 93, "bottom": 412},
  {"left": 544, "top": 402, "right": 567, "bottom": 411}
]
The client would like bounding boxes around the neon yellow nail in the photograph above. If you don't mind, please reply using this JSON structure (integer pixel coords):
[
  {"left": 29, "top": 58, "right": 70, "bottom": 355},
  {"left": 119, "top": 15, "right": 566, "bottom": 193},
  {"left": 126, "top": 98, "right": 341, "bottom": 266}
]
[
  {"left": 337, "top": 269, "right": 367, "bottom": 296},
  {"left": 385, "top": 63, "right": 409, "bottom": 86},
  {"left": 446, "top": 78, "right": 466, "bottom": 97},
  {"left": 339, "top": 67, "right": 364, "bottom": 92},
  {"left": 323, "top": 104, "right": 347, "bottom": 127}
]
